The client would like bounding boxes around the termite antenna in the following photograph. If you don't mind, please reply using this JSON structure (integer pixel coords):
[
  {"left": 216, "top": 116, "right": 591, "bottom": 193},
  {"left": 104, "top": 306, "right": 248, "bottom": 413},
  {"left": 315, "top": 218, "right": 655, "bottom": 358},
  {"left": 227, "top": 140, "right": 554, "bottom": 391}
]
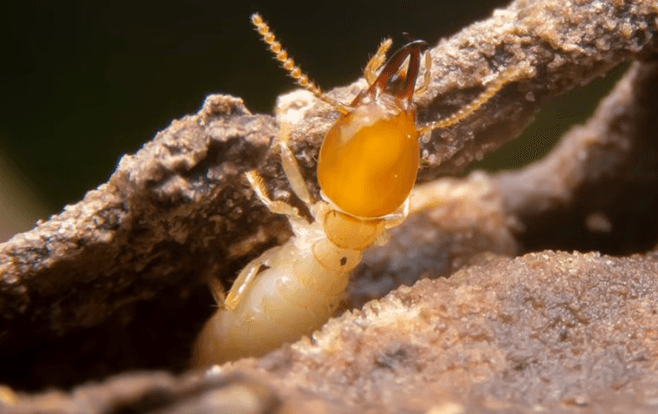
[
  {"left": 251, "top": 13, "right": 349, "bottom": 114},
  {"left": 419, "top": 66, "right": 530, "bottom": 134}
]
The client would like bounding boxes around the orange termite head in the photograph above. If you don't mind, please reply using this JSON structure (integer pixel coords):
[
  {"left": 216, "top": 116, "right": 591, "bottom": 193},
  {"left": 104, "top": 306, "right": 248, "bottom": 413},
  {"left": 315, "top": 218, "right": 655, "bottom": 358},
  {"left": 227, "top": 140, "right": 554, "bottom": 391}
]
[{"left": 317, "top": 40, "right": 428, "bottom": 218}]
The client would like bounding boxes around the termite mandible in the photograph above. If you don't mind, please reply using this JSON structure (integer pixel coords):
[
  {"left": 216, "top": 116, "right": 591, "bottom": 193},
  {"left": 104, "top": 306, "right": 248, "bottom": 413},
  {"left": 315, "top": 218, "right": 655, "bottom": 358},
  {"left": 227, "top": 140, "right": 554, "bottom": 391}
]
[{"left": 192, "top": 13, "right": 524, "bottom": 367}]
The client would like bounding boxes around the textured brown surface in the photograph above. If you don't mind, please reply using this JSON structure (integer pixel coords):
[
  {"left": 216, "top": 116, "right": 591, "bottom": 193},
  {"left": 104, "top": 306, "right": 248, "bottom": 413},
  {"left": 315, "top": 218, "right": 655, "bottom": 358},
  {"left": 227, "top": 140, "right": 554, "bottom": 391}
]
[
  {"left": 0, "top": 96, "right": 281, "bottom": 389},
  {"left": 240, "top": 250, "right": 658, "bottom": 413},
  {"left": 1, "top": 0, "right": 658, "bottom": 412},
  {"left": 5, "top": 251, "right": 658, "bottom": 413},
  {"left": 494, "top": 59, "right": 658, "bottom": 254},
  {"left": 349, "top": 173, "right": 519, "bottom": 309}
]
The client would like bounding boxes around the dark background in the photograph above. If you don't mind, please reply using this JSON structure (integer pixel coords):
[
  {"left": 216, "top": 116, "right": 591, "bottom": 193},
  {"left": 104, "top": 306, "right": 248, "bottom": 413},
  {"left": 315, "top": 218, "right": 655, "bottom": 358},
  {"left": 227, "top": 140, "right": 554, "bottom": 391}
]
[{"left": 0, "top": 0, "right": 621, "bottom": 240}]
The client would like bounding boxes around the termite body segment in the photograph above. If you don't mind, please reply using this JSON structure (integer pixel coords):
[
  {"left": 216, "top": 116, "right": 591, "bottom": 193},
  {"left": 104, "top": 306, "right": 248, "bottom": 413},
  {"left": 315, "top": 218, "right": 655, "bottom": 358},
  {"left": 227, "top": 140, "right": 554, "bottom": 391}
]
[
  {"left": 193, "top": 13, "right": 524, "bottom": 367},
  {"left": 192, "top": 16, "right": 423, "bottom": 367},
  {"left": 193, "top": 196, "right": 367, "bottom": 365}
]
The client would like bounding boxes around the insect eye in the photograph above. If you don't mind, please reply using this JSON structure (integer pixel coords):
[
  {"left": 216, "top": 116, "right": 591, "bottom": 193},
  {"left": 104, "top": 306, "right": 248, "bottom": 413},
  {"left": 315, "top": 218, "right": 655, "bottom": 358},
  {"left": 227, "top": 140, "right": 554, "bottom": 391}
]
[{"left": 317, "top": 104, "right": 419, "bottom": 218}]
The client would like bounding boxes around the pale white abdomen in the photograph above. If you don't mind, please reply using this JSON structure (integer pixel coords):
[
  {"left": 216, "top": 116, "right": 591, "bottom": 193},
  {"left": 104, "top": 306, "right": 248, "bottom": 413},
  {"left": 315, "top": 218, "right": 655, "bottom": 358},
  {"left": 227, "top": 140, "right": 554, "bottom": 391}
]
[{"left": 192, "top": 236, "right": 361, "bottom": 366}]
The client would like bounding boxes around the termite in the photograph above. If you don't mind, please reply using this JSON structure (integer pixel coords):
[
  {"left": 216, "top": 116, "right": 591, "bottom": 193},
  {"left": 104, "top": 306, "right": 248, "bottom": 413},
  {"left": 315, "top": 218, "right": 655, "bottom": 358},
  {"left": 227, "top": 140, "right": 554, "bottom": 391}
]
[{"left": 192, "top": 13, "right": 523, "bottom": 367}]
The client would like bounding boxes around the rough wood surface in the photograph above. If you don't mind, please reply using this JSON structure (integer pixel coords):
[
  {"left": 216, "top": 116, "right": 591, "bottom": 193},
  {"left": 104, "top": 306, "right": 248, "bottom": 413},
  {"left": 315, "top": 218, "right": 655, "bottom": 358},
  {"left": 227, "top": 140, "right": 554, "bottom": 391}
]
[{"left": 1, "top": 0, "right": 658, "bottom": 412}]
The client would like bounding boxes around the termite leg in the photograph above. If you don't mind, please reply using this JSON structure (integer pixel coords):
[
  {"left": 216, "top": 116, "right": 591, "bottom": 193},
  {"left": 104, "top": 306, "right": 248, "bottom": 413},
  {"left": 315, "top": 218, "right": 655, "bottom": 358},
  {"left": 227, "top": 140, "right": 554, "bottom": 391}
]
[
  {"left": 414, "top": 50, "right": 432, "bottom": 97},
  {"left": 278, "top": 122, "right": 314, "bottom": 207},
  {"left": 364, "top": 38, "right": 393, "bottom": 85},
  {"left": 226, "top": 170, "right": 300, "bottom": 310},
  {"left": 224, "top": 248, "right": 277, "bottom": 310},
  {"left": 224, "top": 259, "right": 261, "bottom": 310},
  {"left": 207, "top": 275, "right": 227, "bottom": 305},
  {"left": 245, "top": 170, "right": 303, "bottom": 219}
]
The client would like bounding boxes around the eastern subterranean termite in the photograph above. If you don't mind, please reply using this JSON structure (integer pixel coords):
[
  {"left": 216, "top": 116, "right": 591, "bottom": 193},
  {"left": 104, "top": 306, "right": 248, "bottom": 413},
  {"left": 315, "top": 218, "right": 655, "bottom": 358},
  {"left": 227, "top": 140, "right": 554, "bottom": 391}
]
[{"left": 192, "top": 13, "right": 524, "bottom": 366}]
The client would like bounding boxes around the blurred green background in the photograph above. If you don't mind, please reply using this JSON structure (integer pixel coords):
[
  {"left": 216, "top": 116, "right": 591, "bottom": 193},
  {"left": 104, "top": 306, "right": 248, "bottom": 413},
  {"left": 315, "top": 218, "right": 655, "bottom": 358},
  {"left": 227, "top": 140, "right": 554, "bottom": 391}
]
[{"left": 0, "top": 1, "right": 622, "bottom": 242}]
